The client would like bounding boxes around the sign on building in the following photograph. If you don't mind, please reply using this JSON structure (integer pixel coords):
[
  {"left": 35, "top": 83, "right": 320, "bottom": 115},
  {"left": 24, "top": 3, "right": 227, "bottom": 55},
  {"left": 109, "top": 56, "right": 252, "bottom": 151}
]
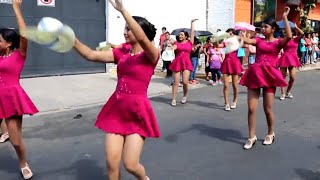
[
  {"left": 37, "top": 0, "right": 55, "bottom": 7},
  {"left": 0, "top": 0, "right": 12, "bottom": 4}
]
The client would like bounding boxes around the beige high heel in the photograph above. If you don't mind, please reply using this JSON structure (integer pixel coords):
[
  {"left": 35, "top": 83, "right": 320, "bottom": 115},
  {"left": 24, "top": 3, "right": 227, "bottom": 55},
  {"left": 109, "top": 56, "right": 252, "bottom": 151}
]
[
  {"left": 243, "top": 136, "right": 257, "bottom": 150},
  {"left": 263, "top": 133, "right": 275, "bottom": 145},
  {"left": 21, "top": 163, "right": 33, "bottom": 180}
]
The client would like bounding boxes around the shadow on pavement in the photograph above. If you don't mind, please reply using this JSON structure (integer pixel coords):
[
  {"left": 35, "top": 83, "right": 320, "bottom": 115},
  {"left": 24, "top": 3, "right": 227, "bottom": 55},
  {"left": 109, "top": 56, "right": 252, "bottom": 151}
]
[
  {"left": 165, "top": 123, "right": 245, "bottom": 145},
  {"left": 295, "top": 168, "right": 320, "bottom": 180}
]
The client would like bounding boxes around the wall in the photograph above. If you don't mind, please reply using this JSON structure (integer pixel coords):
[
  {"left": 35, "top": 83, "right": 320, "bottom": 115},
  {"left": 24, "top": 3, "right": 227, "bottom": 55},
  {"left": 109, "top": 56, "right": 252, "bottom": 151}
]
[
  {"left": 234, "top": 0, "right": 252, "bottom": 23},
  {"left": 107, "top": 0, "right": 207, "bottom": 46},
  {"left": 308, "top": 3, "right": 320, "bottom": 20},
  {"left": 207, "top": 0, "right": 235, "bottom": 32}
]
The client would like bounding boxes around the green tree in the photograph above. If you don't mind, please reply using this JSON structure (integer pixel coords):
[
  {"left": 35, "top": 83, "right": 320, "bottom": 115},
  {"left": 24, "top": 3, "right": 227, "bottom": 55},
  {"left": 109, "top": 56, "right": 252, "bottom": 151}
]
[{"left": 300, "top": 0, "right": 317, "bottom": 32}]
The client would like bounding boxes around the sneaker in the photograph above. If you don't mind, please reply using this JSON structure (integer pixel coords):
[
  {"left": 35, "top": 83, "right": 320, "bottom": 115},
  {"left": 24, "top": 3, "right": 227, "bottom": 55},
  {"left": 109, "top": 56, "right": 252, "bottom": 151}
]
[
  {"left": 211, "top": 82, "right": 217, "bottom": 86},
  {"left": 225, "top": 104, "right": 231, "bottom": 111},
  {"left": 0, "top": 133, "right": 9, "bottom": 143},
  {"left": 286, "top": 92, "right": 293, "bottom": 99},
  {"left": 181, "top": 96, "right": 187, "bottom": 104},
  {"left": 279, "top": 94, "right": 285, "bottom": 100}
]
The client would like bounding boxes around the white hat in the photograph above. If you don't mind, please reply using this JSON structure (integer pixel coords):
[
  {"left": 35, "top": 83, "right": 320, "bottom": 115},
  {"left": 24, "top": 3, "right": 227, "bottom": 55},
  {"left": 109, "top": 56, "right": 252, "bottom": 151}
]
[
  {"left": 20, "top": 17, "right": 75, "bottom": 53},
  {"left": 212, "top": 31, "right": 230, "bottom": 42}
]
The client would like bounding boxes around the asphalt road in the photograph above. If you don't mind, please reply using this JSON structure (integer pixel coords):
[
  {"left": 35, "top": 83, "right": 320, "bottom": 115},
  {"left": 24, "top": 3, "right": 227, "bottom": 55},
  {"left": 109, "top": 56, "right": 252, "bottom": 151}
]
[{"left": 1, "top": 70, "right": 320, "bottom": 180}]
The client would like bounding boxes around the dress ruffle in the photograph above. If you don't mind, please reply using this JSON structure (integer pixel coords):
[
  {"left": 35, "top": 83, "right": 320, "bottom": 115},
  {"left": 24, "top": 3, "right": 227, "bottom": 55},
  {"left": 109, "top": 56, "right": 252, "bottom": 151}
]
[
  {"left": 220, "top": 52, "right": 243, "bottom": 75},
  {"left": 95, "top": 92, "right": 160, "bottom": 138},
  {"left": 278, "top": 53, "right": 301, "bottom": 68},
  {"left": 239, "top": 63, "right": 288, "bottom": 89},
  {"left": 0, "top": 85, "right": 39, "bottom": 119}
]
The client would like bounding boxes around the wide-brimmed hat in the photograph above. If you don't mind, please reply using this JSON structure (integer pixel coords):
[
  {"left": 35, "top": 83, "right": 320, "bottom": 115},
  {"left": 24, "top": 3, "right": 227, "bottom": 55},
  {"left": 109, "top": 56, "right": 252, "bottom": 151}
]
[{"left": 20, "top": 17, "right": 75, "bottom": 53}]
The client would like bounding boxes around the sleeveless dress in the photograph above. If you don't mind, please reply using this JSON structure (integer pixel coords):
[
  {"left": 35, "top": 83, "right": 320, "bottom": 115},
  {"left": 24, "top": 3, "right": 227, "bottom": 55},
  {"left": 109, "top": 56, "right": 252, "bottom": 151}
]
[
  {"left": 277, "top": 37, "right": 301, "bottom": 68},
  {"left": 169, "top": 40, "right": 193, "bottom": 72},
  {"left": 95, "top": 44, "right": 161, "bottom": 138},
  {"left": 0, "top": 50, "right": 39, "bottom": 119},
  {"left": 239, "top": 37, "right": 288, "bottom": 89},
  {"left": 220, "top": 41, "right": 243, "bottom": 75}
]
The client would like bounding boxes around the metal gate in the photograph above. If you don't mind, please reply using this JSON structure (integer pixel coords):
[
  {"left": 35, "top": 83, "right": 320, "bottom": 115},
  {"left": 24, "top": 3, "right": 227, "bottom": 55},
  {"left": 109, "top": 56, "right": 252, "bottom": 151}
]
[{"left": 0, "top": 0, "right": 106, "bottom": 77}]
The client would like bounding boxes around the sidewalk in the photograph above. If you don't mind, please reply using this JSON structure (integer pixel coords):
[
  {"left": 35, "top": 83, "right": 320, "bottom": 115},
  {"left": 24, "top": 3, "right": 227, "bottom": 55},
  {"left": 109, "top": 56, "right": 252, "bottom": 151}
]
[
  {"left": 20, "top": 72, "right": 206, "bottom": 115},
  {"left": 21, "top": 60, "right": 320, "bottom": 115}
]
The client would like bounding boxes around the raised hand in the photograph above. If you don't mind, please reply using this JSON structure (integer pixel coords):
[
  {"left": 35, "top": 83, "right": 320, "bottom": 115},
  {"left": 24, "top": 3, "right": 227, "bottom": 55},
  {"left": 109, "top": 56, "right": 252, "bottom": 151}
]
[
  {"left": 108, "top": 0, "right": 124, "bottom": 12},
  {"left": 12, "top": 0, "right": 22, "bottom": 9},
  {"left": 283, "top": 6, "right": 290, "bottom": 18},
  {"left": 191, "top": 19, "right": 198, "bottom": 23}
]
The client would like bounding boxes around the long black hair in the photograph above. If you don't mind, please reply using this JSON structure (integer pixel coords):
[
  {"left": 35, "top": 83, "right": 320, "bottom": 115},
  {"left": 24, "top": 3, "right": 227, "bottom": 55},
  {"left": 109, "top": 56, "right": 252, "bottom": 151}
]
[
  {"left": 0, "top": 28, "right": 20, "bottom": 50},
  {"left": 262, "top": 17, "right": 280, "bottom": 33},
  {"left": 132, "top": 16, "right": 157, "bottom": 41}
]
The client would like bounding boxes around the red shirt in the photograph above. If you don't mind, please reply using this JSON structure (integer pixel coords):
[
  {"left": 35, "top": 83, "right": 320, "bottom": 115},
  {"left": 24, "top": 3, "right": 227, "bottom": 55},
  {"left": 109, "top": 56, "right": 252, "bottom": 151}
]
[{"left": 159, "top": 34, "right": 166, "bottom": 46}]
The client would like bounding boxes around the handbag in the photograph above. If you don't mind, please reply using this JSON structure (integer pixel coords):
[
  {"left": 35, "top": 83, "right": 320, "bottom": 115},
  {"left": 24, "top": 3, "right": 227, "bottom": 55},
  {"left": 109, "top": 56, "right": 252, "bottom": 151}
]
[
  {"left": 161, "top": 49, "right": 175, "bottom": 61},
  {"left": 210, "top": 60, "right": 221, "bottom": 69}
]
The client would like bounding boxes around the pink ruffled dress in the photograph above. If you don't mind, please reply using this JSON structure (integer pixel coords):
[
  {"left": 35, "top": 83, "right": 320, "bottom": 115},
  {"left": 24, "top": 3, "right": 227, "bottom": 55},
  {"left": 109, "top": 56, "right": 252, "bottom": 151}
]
[
  {"left": 239, "top": 37, "right": 288, "bottom": 89},
  {"left": 169, "top": 40, "right": 193, "bottom": 72},
  {"left": 220, "top": 42, "right": 243, "bottom": 75},
  {"left": 95, "top": 44, "right": 160, "bottom": 138},
  {"left": 0, "top": 50, "right": 39, "bottom": 119},
  {"left": 277, "top": 37, "right": 301, "bottom": 68}
]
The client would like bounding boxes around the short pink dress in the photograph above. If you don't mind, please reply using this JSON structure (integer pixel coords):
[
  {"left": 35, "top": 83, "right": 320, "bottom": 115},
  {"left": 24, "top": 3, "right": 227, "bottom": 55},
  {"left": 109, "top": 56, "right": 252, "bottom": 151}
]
[
  {"left": 220, "top": 42, "right": 243, "bottom": 75},
  {"left": 0, "top": 50, "right": 39, "bottom": 119},
  {"left": 239, "top": 37, "right": 288, "bottom": 89},
  {"left": 277, "top": 37, "right": 301, "bottom": 68},
  {"left": 169, "top": 40, "right": 193, "bottom": 72},
  {"left": 95, "top": 44, "right": 160, "bottom": 138}
]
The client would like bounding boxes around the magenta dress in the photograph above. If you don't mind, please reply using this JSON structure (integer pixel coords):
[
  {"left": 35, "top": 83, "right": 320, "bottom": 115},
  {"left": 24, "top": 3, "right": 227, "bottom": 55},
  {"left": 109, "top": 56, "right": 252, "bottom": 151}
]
[
  {"left": 277, "top": 37, "right": 301, "bottom": 68},
  {"left": 239, "top": 37, "right": 288, "bottom": 89},
  {"left": 95, "top": 44, "right": 160, "bottom": 138},
  {"left": 0, "top": 50, "right": 39, "bottom": 119},
  {"left": 169, "top": 40, "right": 193, "bottom": 72},
  {"left": 220, "top": 42, "right": 243, "bottom": 75}
]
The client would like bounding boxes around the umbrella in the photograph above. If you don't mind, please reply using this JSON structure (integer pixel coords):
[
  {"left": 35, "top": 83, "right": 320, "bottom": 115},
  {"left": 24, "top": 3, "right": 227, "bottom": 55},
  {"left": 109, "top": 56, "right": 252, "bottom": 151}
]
[
  {"left": 276, "top": 20, "right": 295, "bottom": 29},
  {"left": 171, "top": 28, "right": 212, "bottom": 37},
  {"left": 234, "top": 22, "right": 256, "bottom": 31}
]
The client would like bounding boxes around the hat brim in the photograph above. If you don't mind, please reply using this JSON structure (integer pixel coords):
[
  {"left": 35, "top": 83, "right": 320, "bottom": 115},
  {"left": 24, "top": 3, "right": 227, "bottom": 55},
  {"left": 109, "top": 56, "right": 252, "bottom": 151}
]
[
  {"left": 20, "top": 25, "right": 75, "bottom": 53},
  {"left": 212, "top": 32, "right": 230, "bottom": 42}
]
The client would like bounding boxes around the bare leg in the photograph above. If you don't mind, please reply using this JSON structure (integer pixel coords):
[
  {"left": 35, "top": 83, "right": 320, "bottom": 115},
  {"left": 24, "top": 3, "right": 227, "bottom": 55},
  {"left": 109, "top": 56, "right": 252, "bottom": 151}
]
[
  {"left": 286, "top": 67, "right": 296, "bottom": 94},
  {"left": 172, "top": 72, "right": 181, "bottom": 101},
  {"left": 280, "top": 67, "right": 287, "bottom": 95},
  {"left": 247, "top": 89, "right": 260, "bottom": 138},
  {"left": 123, "top": 134, "right": 148, "bottom": 180},
  {"left": 182, "top": 70, "right": 190, "bottom": 97},
  {"left": 223, "top": 74, "right": 230, "bottom": 105},
  {"left": 231, "top": 75, "right": 239, "bottom": 103},
  {"left": 263, "top": 89, "right": 276, "bottom": 135},
  {"left": 1, "top": 120, "right": 8, "bottom": 134},
  {"left": 105, "top": 133, "right": 124, "bottom": 180}
]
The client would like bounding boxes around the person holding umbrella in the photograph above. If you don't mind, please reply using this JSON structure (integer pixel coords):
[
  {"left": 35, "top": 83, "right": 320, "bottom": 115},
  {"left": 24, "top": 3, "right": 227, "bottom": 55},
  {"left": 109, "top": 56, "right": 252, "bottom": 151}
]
[{"left": 169, "top": 19, "right": 198, "bottom": 106}]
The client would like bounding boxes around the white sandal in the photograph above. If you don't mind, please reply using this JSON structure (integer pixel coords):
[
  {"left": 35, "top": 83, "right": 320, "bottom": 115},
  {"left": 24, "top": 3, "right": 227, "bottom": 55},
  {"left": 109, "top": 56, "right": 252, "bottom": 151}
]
[
  {"left": 171, "top": 100, "right": 177, "bottom": 106},
  {"left": 21, "top": 163, "right": 33, "bottom": 180},
  {"left": 263, "top": 133, "right": 275, "bottom": 145},
  {"left": 243, "top": 136, "right": 257, "bottom": 150},
  {"left": 181, "top": 96, "right": 187, "bottom": 104},
  {"left": 0, "top": 132, "right": 9, "bottom": 143}
]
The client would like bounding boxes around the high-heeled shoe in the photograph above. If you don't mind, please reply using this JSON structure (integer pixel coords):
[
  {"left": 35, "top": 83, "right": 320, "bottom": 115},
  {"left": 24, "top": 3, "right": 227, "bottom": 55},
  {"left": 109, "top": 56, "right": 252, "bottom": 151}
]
[
  {"left": 263, "top": 133, "right": 275, "bottom": 145},
  {"left": 21, "top": 163, "right": 33, "bottom": 180},
  {"left": 243, "top": 136, "right": 257, "bottom": 150}
]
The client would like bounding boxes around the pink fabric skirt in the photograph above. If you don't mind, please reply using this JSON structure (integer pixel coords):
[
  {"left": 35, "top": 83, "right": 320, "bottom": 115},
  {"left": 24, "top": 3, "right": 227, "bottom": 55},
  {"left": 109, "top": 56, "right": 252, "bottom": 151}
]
[
  {"left": 220, "top": 52, "right": 243, "bottom": 75},
  {"left": 95, "top": 92, "right": 160, "bottom": 138},
  {"left": 239, "top": 63, "right": 288, "bottom": 89},
  {"left": 169, "top": 54, "right": 193, "bottom": 72},
  {"left": 278, "top": 52, "right": 301, "bottom": 68},
  {"left": 0, "top": 86, "right": 39, "bottom": 119}
]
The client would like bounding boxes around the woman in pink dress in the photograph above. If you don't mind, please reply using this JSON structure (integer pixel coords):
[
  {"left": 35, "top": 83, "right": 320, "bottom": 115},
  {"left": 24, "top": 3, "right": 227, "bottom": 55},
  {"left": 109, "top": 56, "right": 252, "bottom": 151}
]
[
  {"left": 169, "top": 19, "right": 198, "bottom": 106},
  {"left": 219, "top": 28, "right": 243, "bottom": 111},
  {"left": 73, "top": 0, "right": 159, "bottom": 179},
  {"left": 0, "top": 1, "right": 38, "bottom": 179},
  {"left": 278, "top": 25, "right": 304, "bottom": 100},
  {"left": 239, "top": 7, "right": 292, "bottom": 150}
]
